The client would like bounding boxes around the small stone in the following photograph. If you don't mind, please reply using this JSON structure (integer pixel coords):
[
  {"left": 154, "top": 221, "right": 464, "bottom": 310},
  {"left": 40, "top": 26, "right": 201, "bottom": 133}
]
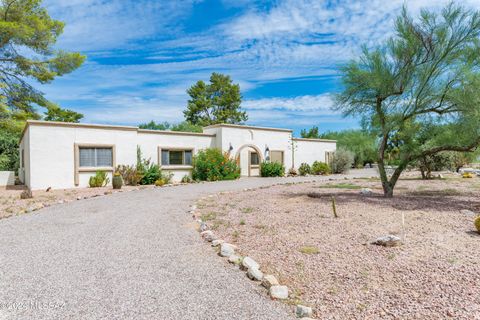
[
  {"left": 228, "top": 255, "right": 242, "bottom": 264},
  {"left": 211, "top": 239, "right": 224, "bottom": 247},
  {"left": 241, "top": 257, "right": 259, "bottom": 270},
  {"left": 200, "top": 230, "right": 215, "bottom": 242},
  {"left": 360, "top": 188, "right": 373, "bottom": 195},
  {"left": 262, "top": 275, "right": 279, "bottom": 289},
  {"left": 57, "top": 200, "right": 64, "bottom": 204},
  {"left": 372, "top": 235, "right": 402, "bottom": 247},
  {"left": 76, "top": 196, "right": 82, "bottom": 200},
  {"left": 200, "top": 222, "right": 209, "bottom": 232},
  {"left": 296, "top": 305, "right": 313, "bottom": 318},
  {"left": 460, "top": 209, "right": 476, "bottom": 217},
  {"left": 247, "top": 267, "right": 263, "bottom": 281},
  {"left": 270, "top": 285, "right": 289, "bottom": 299},
  {"left": 104, "top": 191, "right": 112, "bottom": 195},
  {"left": 219, "top": 243, "right": 235, "bottom": 257}
]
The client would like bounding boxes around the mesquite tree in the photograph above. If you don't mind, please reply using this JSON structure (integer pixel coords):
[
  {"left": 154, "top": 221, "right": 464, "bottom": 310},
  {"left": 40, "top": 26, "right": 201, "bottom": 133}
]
[{"left": 336, "top": 4, "right": 480, "bottom": 197}]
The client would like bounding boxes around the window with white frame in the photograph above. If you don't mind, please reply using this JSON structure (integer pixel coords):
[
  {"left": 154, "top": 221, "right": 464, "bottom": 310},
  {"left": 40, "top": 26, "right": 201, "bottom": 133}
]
[
  {"left": 79, "top": 147, "right": 113, "bottom": 167},
  {"left": 161, "top": 149, "right": 192, "bottom": 166}
]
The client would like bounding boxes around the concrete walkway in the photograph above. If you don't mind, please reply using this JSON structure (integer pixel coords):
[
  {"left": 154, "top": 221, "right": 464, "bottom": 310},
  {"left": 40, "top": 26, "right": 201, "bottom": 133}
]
[{"left": 0, "top": 169, "right": 376, "bottom": 320}]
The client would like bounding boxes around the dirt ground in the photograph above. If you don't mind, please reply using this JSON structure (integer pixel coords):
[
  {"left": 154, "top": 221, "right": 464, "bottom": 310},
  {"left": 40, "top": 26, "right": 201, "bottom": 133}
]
[
  {"left": 0, "top": 185, "right": 154, "bottom": 219},
  {"left": 196, "top": 174, "right": 480, "bottom": 320}
]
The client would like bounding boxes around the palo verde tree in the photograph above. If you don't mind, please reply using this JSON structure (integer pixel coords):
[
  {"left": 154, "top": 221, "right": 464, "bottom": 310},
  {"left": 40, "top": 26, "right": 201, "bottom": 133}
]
[
  {"left": 336, "top": 3, "right": 480, "bottom": 197},
  {"left": 184, "top": 72, "right": 247, "bottom": 126},
  {"left": 0, "top": 0, "right": 85, "bottom": 130}
]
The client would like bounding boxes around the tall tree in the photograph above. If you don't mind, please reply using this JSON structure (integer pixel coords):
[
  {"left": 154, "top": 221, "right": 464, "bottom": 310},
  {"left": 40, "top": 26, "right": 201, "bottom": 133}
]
[
  {"left": 184, "top": 72, "right": 247, "bottom": 126},
  {"left": 300, "top": 126, "right": 320, "bottom": 138},
  {"left": 336, "top": 3, "right": 480, "bottom": 197},
  {"left": 0, "top": 0, "right": 85, "bottom": 128},
  {"left": 138, "top": 120, "right": 202, "bottom": 133}
]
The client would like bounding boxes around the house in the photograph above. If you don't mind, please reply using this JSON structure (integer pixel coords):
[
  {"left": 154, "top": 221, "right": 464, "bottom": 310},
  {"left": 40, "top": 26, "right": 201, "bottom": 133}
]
[{"left": 18, "top": 120, "right": 336, "bottom": 190}]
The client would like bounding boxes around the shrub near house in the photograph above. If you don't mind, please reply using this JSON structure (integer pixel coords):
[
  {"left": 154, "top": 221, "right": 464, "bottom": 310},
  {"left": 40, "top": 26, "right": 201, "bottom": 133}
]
[
  {"left": 192, "top": 148, "right": 240, "bottom": 181},
  {"left": 260, "top": 161, "right": 285, "bottom": 177}
]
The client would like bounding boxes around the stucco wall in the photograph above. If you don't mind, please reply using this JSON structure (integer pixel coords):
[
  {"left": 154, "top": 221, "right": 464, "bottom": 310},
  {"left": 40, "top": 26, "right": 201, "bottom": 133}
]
[
  {"left": 0, "top": 171, "right": 15, "bottom": 186},
  {"left": 293, "top": 138, "right": 337, "bottom": 167},
  {"left": 28, "top": 125, "right": 137, "bottom": 190},
  {"left": 18, "top": 126, "right": 30, "bottom": 186}
]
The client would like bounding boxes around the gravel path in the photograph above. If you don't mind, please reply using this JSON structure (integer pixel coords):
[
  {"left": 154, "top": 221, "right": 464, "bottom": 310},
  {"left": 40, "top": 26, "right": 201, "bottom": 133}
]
[{"left": 0, "top": 170, "right": 375, "bottom": 320}]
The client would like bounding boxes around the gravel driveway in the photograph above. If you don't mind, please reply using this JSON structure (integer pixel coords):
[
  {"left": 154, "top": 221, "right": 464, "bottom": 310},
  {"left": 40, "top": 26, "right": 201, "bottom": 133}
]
[{"left": 0, "top": 170, "right": 375, "bottom": 320}]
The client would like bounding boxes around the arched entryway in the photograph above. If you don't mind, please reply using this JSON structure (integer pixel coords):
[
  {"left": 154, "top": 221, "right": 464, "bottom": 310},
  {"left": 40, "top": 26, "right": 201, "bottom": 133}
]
[{"left": 234, "top": 144, "right": 263, "bottom": 177}]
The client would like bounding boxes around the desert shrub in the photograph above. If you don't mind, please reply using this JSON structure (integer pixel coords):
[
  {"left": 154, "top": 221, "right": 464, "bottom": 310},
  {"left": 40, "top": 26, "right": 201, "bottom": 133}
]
[
  {"left": 288, "top": 167, "right": 298, "bottom": 176},
  {"left": 139, "top": 160, "right": 162, "bottom": 185},
  {"left": 475, "top": 216, "right": 480, "bottom": 234},
  {"left": 89, "top": 171, "right": 110, "bottom": 187},
  {"left": 181, "top": 174, "right": 193, "bottom": 183},
  {"left": 312, "top": 161, "right": 331, "bottom": 175},
  {"left": 260, "top": 161, "right": 285, "bottom": 177},
  {"left": 115, "top": 164, "right": 141, "bottom": 185},
  {"left": 331, "top": 148, "right": 354, "bottom": 174},
  {"left": 298, "top": 163, "right": 311, "bottom": 176},
  {"left": 192, "top": 148, "right": 240, "bottom": 181}
]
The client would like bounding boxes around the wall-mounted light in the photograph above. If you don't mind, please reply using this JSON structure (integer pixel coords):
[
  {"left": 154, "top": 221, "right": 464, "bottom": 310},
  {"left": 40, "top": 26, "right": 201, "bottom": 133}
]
[
  {"left": 265, "top": 145, "right": 270, "bottom": 162},
  {"left": 229, "top": 143, "right": 233, "bottom": 152}
]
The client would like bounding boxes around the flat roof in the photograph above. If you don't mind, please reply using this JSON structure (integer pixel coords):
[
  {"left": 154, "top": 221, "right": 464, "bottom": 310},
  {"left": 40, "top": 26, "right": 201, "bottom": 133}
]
[
  {"left": 203, "top": 123, "right": 292, "bottom": 133},
  {"left": 293, "top": 137, "right": 337, "bottom": 143},
  {"left": 20, "top": 120, "right": 215, "bottom": 142}
]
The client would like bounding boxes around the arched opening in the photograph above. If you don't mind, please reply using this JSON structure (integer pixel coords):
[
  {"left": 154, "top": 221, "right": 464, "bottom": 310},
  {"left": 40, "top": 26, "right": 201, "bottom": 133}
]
[{"left": 234, "top": 144, "right": 263, "bottom": 177}]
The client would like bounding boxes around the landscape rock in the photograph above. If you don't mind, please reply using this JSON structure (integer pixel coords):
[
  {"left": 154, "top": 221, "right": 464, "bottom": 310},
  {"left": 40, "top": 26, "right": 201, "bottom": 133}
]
[
  {"left": 219, "top": 243, "right": 235, "bottom": 257},
  {"left": 228, "top": 255, "right": 242, "bottom": 264},
  {"left": 460, "top": 209, "right": 476, "bottom": 217},
  {"left": 269, "top": 285, "right": 289, "bottom": 299},
  {"left": 247, "top": 267, "right": 263, "bottom": 281},
  {"left": 371, "top": 235, "right": 402, "bottom": 247},
  {"left": 200, "top": 222, "right": 209, "bottom": 232},
  {"left": 241, "top": 257, "right": 259, "bottom": 270},
  {"left": 360, "top": 188, "right": 373, "bottom": 195},
  {"left": 76, "top": 196, "right": 82, "bottom": 200},
  {"left": 261, "top": 275, "right": 279, "bottom": 289},
  {"left": 296, "top": 305, "right": 313, "bottom": 318},
  {"left": 200, "top": 230, "right": 215, "bottom": 242},
  {"left": 211, "top": 239, "right": 224, "bottom": 247}
]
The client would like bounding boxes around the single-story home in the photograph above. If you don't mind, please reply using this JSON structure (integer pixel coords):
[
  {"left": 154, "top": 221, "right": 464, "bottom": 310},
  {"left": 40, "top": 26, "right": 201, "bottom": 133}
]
[{"left": 18, "top": 120, "right": 336, "bottom": 190}]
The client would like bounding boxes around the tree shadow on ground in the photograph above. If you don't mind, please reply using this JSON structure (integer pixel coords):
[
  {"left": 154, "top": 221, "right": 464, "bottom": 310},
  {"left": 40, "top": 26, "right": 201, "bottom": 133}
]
[{"left": 297, "top": 191, "right": 480, "bottom": 213}]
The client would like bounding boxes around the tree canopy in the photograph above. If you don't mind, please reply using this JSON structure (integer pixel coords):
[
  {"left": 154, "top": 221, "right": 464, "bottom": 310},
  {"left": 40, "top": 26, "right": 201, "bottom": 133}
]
[
  {"left": 0, "top": 0, "right": 85, "bottom": 130},
  {"left": 336, "top": 3, "right": 480, "bottom": 197},
  {"left": 138, "top": 120, "right": 202, "bottom": 133},
  {"left": 184, "top": 72, "right": 247, "bottom": 126}
]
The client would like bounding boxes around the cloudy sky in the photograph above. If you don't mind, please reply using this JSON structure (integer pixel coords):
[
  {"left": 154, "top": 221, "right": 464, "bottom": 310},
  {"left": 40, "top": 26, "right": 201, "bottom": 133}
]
[{"left": 41, "top": 0, "right": 479, "bottom": 135}]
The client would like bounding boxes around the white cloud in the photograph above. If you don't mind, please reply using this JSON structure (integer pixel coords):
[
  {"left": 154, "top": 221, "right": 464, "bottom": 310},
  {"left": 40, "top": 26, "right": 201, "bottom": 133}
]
[{"left": 244, "top": 94, "right": 335, "bottom": 112}]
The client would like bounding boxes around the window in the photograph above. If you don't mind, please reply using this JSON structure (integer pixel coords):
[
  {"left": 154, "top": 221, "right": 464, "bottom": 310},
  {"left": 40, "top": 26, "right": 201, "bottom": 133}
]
[
  {"left": 21, "top": 149, "right": 24, "bottom": 168},
  {"left": 161, "top": 149, "right": 192, "bottom": 166},
  {"left": 270, "top": 151, "right": 284, "bottom": 164},
  {"left": 250, "top": 152, "right": 259, "bottom": 165},
  {"left": 79, "top": 147, "right": 113, "bottom": 167}
]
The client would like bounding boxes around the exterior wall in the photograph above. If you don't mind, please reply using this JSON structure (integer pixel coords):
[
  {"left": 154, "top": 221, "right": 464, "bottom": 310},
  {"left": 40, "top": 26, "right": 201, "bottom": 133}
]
[
  {"left": 20, "top": 122, "right": 336, "bottom": 189},
  {"left": 137, "top": 130, "right": 215, "bottom": 182},
  {"left": 0, "top": 171, "right": 15, "bottom": 186},
  {"left": 18, "top": 126, "right": 30, "bottom": 186},
  {"left": 28, "top": 124, "right": 137, "bottom": 190},
  {"left": 293, "top": 138, "right": 337, "bottom": 167}
]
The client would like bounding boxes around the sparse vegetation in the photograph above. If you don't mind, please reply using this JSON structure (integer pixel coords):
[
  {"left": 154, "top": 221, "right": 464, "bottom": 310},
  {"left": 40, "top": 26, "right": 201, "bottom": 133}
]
[
  {"left": 298, "top": 163, "right": 311, "bottom": 176},
  {"left": 317, "top": 183, "right": 362, "bottom": 190},
  {"left": 299, "top": 246, "right": 320, "bottom": 254}
]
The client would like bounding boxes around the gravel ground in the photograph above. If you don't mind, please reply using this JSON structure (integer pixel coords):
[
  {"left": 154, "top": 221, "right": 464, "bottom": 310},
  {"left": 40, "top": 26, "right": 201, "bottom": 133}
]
[
  {"left": 0, "top": 169, "right": 375, "bottom": 320},
  {"left": 0, "top": 185, "right": 154, "bottom": 219},
  {"left": 196, "top": 175, "right": 480, "bottom": 320}
]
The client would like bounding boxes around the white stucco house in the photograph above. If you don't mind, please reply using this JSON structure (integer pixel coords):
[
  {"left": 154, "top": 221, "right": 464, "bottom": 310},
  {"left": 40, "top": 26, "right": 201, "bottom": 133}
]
[{"left": 18, "top": 120, "right": 336, "bottom": 190}]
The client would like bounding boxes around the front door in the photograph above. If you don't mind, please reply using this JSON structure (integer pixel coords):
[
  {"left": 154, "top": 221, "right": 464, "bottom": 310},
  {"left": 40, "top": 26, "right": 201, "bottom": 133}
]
[{"left": 248, "top": 151, "right": 260, "bottom": 176}]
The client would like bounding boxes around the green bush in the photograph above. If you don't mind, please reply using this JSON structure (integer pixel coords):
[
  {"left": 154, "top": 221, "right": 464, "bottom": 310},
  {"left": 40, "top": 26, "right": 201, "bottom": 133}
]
[
  {"left": 312, "top": 161, "right": 331, "bottom": 175},
  {"left": 332, "top": 148, "right": 354, "bottom": 174},
  {"left": 89, "top": 171, "right": 110, "bottom": 188},
  {"left": 260, "top": 161, "right": 285, "bottom": 177},
  {"left": 181, "top": 174, "right": 193, "bottom": 183},
  {"left": 0, "top": 129, "right": 20, "bottom": 172},
  {"left": 192, "top": 148, "right": 240, "bottom": 181},
  {"left": 298, "top": 163, "right": 311, "bottom": 176},
  {"left": 139, "top": 160, "right": 162, "bottom": 185}
]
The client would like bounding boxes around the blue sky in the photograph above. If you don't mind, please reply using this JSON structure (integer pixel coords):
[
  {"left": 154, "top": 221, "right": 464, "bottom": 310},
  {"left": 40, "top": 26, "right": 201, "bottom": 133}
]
[{"left": 41, "top": 0, "right": 478, "bottom": 136}]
